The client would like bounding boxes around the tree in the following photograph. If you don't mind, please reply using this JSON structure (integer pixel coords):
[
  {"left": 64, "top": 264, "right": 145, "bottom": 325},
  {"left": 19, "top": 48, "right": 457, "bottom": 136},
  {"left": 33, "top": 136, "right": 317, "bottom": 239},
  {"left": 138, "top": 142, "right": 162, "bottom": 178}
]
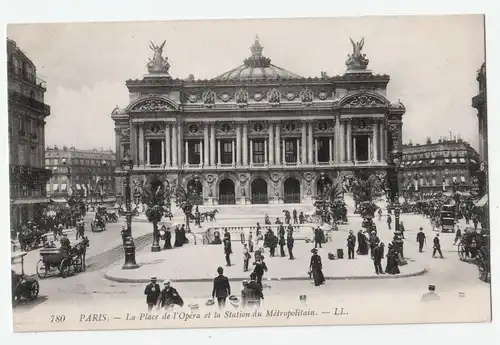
[
  {"left": 351, "top": 172, "right": 385, "bottom": 218},
  {"left": 175, "top": 185, "right": 194, "bottom": 232},
  {"left": 324, "top": 179, "right": 347, "bottom": 222},
  {"left": 142, "top": 176, "right": 165, "bottom": 252}
]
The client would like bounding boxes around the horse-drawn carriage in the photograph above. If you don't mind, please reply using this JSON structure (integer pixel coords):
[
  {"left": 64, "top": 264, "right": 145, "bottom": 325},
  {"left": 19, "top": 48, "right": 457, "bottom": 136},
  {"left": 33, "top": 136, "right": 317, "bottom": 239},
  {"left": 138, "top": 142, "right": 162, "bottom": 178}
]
[
  {"left": 440, "top": 204, "right": 456, "bottom": 233},
  {"left": 17, "top": 225, "right": 46, "bottom": 251},
  {"left": 12, "top": 251, "right": 39, "bottom": 305},
  {"left": 457, "top": 228, "right": 490, "bottom": 282},
  {"left": 105, "top": 210, "right": 118, "bottom": 223},
  {"left": 91, "top": 213, "right": 106, "bottom": 232},
  {"left": 36, "top": 238, "right": 88, "bottom": 279}
]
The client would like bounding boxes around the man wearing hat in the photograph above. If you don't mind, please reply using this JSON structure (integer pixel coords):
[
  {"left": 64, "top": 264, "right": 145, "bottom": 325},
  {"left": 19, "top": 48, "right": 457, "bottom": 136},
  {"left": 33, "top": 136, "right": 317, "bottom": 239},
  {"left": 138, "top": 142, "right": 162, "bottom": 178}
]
[
  {"left": 144, "top": 277, "right": 161, "bottom": 311},
  {"left": 372, "top": 242, "right": 385, "bottom": 275},
  {"left": 421, "top": 284, "right": 440, "bottom": 302},
  {"left": 158, "top": 280, "right": 183, "bottom": 310},
  {"left": 416, "top": 227, "right": 427, "bottom": 253},
  {"left": 212, "top": 267, "right": 231, "bottom": 309},
  {"left": 432, "top": 233, "right": 444, "bottom": 258},
  {"left": 346, "top": 230, "right": 356, "bottom": 259},
  {"left": 369, "top": 231, "right": 380, "bottom": 259}
]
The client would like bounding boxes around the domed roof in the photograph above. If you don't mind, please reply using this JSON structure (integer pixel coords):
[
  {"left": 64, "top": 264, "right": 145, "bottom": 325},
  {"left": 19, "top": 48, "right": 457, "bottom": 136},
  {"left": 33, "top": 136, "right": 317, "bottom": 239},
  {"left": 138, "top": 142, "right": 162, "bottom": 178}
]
[{"left": 213, "top": 36, "right": 302, "bottom": 81}]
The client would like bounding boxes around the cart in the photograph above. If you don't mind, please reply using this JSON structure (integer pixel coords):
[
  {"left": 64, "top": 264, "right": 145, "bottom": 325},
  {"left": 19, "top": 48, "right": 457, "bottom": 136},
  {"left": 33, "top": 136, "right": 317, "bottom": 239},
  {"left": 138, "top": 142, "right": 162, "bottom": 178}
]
[
  {"left": 36, "top": 247, "right": 83, "bottom": 279},
  {"left": 11, "top": 251, "right": 40, "bottom": 305}
]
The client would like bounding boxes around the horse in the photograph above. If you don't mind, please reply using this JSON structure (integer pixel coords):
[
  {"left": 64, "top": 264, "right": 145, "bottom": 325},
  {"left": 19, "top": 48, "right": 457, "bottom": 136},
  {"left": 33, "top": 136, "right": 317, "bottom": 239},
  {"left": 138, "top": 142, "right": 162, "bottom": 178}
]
[
  {"left": 204, "top": 209, "right": 219, "bottom": 222},
  {"left": 73, "top": 236, "right": 90, "bottom": 271}
]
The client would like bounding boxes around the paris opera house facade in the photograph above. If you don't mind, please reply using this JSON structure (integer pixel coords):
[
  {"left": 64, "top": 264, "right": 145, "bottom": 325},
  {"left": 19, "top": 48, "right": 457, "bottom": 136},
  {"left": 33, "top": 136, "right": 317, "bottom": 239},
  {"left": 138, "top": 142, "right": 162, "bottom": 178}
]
[{"left": 112, "top": 37, "right": 405, "bottom": 205}]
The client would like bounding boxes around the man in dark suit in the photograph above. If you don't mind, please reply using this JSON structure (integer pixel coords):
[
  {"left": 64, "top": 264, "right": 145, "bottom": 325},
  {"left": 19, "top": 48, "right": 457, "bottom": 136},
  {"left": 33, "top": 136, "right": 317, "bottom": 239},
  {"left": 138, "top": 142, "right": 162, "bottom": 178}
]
[
  {"left": 346, "top": 230, "right": 356, "bottom": 259},
  {"left": 286, "top": 232, "right": 295, "bottom": 260},
  {"left": 372, "top": 242, "right": 385, "bottom": 275},
  {"left": 212, "top": 266, "right": 231, "bottom": 309},
  {"left": 416, "top": 227, "right": 426, "bottom": 252},
  {"left": 432, "top": 233, "right": 444, "bottom": 258},
  {"left": 144, "top": 276, "right": 161, "bottom": 311}
]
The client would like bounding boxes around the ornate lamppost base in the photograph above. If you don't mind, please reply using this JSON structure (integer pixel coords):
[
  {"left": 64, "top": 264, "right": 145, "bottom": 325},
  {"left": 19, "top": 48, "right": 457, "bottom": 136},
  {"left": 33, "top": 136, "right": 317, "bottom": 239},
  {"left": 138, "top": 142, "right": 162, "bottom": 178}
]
[
  {"left": 122, "top": 262, "right": 140, "bottom": 270},
  {"left": 151, "top": 244, "right": 162, "bottom": 252}
]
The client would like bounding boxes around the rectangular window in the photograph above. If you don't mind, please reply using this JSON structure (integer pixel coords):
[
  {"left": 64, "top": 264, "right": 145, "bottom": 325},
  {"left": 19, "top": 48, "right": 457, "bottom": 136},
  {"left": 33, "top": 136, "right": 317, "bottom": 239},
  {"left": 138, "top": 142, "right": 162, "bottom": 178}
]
[
  {"left": 221, "top": 141, "right": 232, "bottom": 164},
  {"left": 284, "top": 139, "right": 297, "bottom": 163},
  {"left": 253, "top": 140, "right": 265, "bottom": 164}
]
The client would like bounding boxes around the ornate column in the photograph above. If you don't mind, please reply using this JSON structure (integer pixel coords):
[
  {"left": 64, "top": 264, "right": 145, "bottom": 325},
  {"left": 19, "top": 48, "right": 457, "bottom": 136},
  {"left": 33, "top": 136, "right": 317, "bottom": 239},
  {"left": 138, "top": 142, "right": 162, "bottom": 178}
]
[
  {"left": 307, "top": 121, "right": 313, "bottom": 164},
  {"left": 268, "top": 122, "right": 274, "bottom": 165},
  {"left": 177, "top": 122, "right": 183, "bottom": 166},
  {"left": 346, "top": 119, "right": 352, "bottom": 162},
  {"left": 382, "top": 123, "right": 387, "bottom": 162},
  {"left": 249, "top": 139, "right": 254, "bottom": 165},
  {"left": 379, "top": 121, "right": 384, "bottom": 162},
  {"left": 329, "top": 137, "right": 333, "bottom": 163},
  {"left": 200, "top": 140, "right": 204, "bottom": 166},
  {"left": 146, "top": 140, "right": 151, "bottom": 166},
  {"left": 243, "top": 122, "right": 248, "bottom": 166},
  {"left": 236, "top": 123, "right": 242, "bottom": 166},
  {"left": 231, "top": 140, "right": 236, "bottom": 166},
  {"left": 203, "top": 124, "right": 209, "bottom": 166},
  {"left": 372, "top": 120, "right": 378, "bottom": 162},
  {"left": 210, "top": 123, "right": 216, "bottom": 166},
  {"left": 296, "top": 138, "right": 300, "bottom": 165},
  {"left": 138, "top": 124, "right": 145, "bottom": 166},
  {"left": 217, "top": 140, "right": 221, "bottom": 166},
  {"left": 184, "top": 140, "right": 189, "bottom": 166},
  {"left": 334, "top": 116, "right": 340, "bottom": 162},
  {"left": 172, "top": 123, "right": 178, "bottom": 167},
  {"left": 275, "top": 122, "right": 281, "bottom": 164},
  {"left": 264, "top": 140, "right": 268, "bottom": 165},
  {"left": 368, "top": 137, "right": 372, "bottom": 161},
  {"left": 314, "top": 138, "right": 319, "bottom": 164},
  {"left": 165, "top": 123, "right": 171, "bottom": 167},
  {"left": 282, "top": 139, "right": 285, "bottom": 164},
  {"left": 339, "top": 120, "right": 345, "bottom": 162},
  {"left": 115, "top": 128, "right": 121, "bottom": 163},
  {"left": 301, "top": 122, "right": 307, "bottom": 164},
  {"left": 353, "top": 137, "right": 357, "bottom": 162},
  {"left": 130, "top": 123, "right": 137, "bottom": 165},
  {"left": 161, "top": 140, "right": 165, "bottom": 166}
]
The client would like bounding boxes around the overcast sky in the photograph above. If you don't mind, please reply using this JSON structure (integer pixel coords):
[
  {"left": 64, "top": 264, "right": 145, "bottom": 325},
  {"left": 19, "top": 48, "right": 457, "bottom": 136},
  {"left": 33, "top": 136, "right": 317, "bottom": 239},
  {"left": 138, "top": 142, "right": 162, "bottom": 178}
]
[{"left": 7, "top": 15, "right": 485, "bottom": 150}]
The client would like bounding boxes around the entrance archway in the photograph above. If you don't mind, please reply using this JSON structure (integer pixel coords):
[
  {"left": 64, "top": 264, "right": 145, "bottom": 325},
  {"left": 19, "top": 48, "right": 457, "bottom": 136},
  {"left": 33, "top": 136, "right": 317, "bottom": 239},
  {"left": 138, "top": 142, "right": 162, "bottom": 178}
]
[
  {"left": 219, "top": 179, "right": 235, "bottom": 205},
  {"left": 251, "top": 178, "right": 268, "bottom": 204},
  {"left": 187, "top": 179, "right": 203, "bottom": 205},
  {"left": 284, "top": 177, "right": 301, "bottom": 204},
  {"left": 316, "top": 176, "right": 333, "bottom": 198}
]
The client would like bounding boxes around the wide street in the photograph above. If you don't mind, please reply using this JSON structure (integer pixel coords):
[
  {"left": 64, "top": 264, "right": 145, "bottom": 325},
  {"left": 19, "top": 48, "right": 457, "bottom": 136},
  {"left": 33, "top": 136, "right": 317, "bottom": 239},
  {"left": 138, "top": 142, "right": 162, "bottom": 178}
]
[{"left": 13, "top": 210, "right": 490, "bottom": 316}]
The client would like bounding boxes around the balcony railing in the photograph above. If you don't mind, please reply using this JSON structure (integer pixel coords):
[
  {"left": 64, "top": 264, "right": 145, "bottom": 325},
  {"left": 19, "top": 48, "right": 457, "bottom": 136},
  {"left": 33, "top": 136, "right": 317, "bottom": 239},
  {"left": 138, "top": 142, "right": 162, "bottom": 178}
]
[{"left": 8, "top": 90, "right": 51, "bottom": 115}]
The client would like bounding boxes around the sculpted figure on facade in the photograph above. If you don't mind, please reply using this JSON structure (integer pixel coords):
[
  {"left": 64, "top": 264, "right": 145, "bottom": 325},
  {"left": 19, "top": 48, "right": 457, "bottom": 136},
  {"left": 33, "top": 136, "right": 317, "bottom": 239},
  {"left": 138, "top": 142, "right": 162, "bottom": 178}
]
[
  {"left": 345, "top": 37, "right": 369, "bottom": 70},
  {"left": 300, "top": 88, "right": 314, "bottom": 105},
  {"left": 267, "top": 88, "right": 281, "bottom": 106},
  {"left": 235, "top": 89, "right": 249, "bottom": 107},
  {"left": 120, "top": 128, "right": 130, "bottom": 142},
  {"left": 133, "top": 99, "right": 173, "bottom": 112},
  {"left": 147, "top": 40, "right": 171, "bottom": 75},
  {"left": 202, "top": 91, "right": 216, "bottom": 107}
]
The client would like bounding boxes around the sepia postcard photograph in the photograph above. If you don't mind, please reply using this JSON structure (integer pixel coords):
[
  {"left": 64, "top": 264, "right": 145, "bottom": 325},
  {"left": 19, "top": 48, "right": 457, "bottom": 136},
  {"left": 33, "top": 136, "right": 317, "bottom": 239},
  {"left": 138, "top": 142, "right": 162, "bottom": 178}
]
[{"left": 5, "top": 12, "right": 492, "bottom": 334}]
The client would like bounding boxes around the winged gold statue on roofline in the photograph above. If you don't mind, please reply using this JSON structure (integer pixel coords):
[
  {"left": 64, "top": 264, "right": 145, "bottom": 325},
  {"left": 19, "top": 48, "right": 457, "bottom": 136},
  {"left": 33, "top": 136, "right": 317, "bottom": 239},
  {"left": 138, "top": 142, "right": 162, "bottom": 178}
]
[{"left": 346, "top": 37, "right": 369, "bottom": 71}]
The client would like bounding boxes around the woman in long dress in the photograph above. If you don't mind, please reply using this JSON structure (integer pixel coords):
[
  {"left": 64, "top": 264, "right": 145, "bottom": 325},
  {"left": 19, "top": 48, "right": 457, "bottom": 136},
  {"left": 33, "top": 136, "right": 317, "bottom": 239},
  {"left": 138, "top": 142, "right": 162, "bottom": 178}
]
[
  {"left": 357, "top": 230, "right": 369, "bottom": 255},
  {"left": 309, "top": 249, "right": 325, "bottom": 286}
]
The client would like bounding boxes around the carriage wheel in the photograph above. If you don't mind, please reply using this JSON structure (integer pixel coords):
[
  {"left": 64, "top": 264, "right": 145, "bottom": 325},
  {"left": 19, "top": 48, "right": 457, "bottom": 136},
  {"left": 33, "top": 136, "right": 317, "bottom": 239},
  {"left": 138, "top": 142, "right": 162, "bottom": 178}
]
[
  {"left": 73, "top": 255, "right": 83, "bottom": 273},
  {"left": 60, "top": 258, "right": 72, "bottom": 278},
  {"left": 29, "top": 281, "right": 40, "bottom": 300},
  {"left": 457, "top": 242, "right": 467, "bottom": 261},
  {"left": 36, "top": 259, "right": 48, "bottom": 279}
]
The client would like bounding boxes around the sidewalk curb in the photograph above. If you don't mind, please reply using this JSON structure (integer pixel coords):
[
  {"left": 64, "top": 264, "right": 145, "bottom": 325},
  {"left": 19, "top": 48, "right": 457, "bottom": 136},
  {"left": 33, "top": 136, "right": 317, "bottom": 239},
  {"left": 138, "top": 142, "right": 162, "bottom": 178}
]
[{"left": 104, "top": 267, "right": 427, "bottom": 284}]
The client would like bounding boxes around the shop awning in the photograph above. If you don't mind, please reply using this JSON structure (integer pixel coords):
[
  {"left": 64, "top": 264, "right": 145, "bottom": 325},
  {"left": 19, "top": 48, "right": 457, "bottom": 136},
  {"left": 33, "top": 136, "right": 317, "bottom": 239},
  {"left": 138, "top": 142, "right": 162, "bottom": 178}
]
[
  {"left": 444, "top": 159, "right": 450, "bottom": 163},
  {"left": 430, "top": 159, "right": 435, "bottom": 164},
  {"left": 460, "top": 176, "right": 466, "bottom": 182},
  {"left": 475, "top": 194, "right": 488, "bottom": 207},
  {"left": 451, "top": 158, "right": 458, "bottom": 163},
  {"left": 459, "top": 158, "right": 466, "bottom": 163},
  {"left": 471, "top": 159, "right": 477, "bottom": 164},
  {"left": 11, "top": 197, "right": 51, "bottom": 205}
]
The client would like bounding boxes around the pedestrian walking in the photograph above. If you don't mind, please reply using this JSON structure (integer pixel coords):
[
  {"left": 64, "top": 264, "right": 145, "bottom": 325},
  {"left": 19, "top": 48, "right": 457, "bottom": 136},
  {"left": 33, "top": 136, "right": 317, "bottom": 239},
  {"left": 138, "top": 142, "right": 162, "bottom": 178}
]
[
  {"left": 416, "top": 227, "right": 426, "bottom": 252},
  {"left": 309, "top": 248, "right": 325, "bottom": 286},
  {"left": 347, "top": 230, "right": 356, "bottom": 259},
  {"left": 399, "top": 222, "right": 406, "bottom": 239},
  {"left": 251, "top": 256, "right": 268, "bottom": 285},
  {"left": 453, "top": 226, "right": 462, "bottom": 245},
  {"left": 314, "top": 227, "right": 323, "bottom": 249},
  {"left": 387, "top": 214, "right": 392, "bottom": 230},
  {"left": 248, "top": 231, "right": 254, "bottom": 252},
  {"left": 144, "top": 277, "right": 161, "bottom": 312},
  {"left": 369, "top": 231, "right": 380, "bottom": 258},
  {"left": 158, "top": 280, "right": 183, "bottom": 311},
  {"left": 286, "top": 232, "right": 295, "bottom": 260},
  {"left": 293, "top": 209, "right": 298, "bottom": 224},
  {"left": 373, "top": 242, "right": 385, "bottom": 275},
  {"left": 279, "top": 234, "right": 286, "bottom": 257},
  {"left": 243, "top": 244, "right": 251, "bottom": 272},
  {"left": 212, "top": 266, "right": 231, "bottom": 309},
  {"left": 223, "top": 237, "right": 232, "bottom": 266},
  {"left": 432, "top": 233, "right": 444, "bottom": 258}
]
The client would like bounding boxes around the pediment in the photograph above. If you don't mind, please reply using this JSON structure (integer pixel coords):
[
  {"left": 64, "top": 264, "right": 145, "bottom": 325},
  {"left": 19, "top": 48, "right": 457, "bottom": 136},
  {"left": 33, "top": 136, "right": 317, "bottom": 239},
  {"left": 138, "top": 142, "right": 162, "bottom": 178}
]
[
  {"left": 338, "top": 92, "right": 389, "bottom": 108},
  {"left": 127, "top": 96, "right": 179, "bottom": 112}
]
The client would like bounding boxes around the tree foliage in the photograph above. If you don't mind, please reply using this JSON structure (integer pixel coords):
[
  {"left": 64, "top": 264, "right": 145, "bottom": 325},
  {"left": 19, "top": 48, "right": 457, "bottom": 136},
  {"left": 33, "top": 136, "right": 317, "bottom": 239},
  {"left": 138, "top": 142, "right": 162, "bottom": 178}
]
[{"left": 351, "top": 174, "right": 385, "bottom": 204}]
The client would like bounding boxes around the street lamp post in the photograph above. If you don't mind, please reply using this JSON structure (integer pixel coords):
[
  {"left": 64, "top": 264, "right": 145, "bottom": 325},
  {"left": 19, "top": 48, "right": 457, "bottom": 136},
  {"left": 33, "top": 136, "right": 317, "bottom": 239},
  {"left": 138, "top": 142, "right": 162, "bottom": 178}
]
[
  {"left": 62, "top": 158, "right": 72, "bottom": 196},
  {"left": 120, "top": 153, "right": 139, "bottom": 270}
]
